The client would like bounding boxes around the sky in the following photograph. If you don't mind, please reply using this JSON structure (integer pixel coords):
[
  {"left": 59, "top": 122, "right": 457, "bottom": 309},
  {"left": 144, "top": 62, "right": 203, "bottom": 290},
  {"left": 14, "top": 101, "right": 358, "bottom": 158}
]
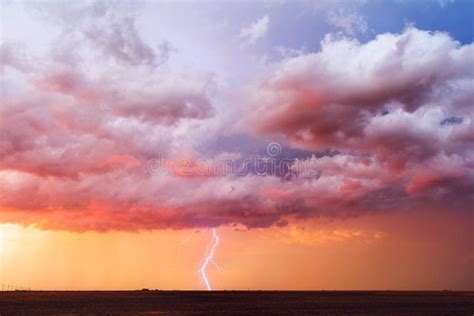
[{"left": 0, "top": 0, "right": 473, "bottom": 290}]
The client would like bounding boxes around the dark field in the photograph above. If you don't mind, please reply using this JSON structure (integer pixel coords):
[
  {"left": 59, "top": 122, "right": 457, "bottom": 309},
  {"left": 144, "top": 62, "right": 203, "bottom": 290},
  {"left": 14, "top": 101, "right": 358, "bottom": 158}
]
[{"left": 0, "top": 290, "right": 473, "bottom": 315}]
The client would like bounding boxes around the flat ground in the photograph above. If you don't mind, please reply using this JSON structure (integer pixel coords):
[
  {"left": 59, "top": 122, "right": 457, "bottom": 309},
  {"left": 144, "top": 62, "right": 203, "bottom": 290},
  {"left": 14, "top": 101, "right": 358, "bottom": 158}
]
[{"left": 0, "top": 290, "right": 473, "bottom": 315}]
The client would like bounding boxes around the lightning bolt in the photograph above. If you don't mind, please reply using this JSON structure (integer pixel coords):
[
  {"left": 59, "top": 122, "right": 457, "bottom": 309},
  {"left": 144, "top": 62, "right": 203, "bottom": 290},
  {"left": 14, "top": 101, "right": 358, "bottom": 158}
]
[{"left": 199, "top": 228, "right": 220, "bottom": 291}]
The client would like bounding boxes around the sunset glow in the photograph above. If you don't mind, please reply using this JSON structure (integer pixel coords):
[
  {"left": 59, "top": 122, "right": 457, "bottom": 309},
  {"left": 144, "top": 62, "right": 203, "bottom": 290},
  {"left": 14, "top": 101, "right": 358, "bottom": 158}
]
[{"left": 0, "top": 0, "right": 473, "bottom": 291}]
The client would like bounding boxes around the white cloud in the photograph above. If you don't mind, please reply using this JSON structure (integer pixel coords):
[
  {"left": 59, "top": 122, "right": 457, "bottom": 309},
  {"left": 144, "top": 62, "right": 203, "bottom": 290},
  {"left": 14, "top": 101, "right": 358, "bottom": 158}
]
[
  {"left": 240, "top": 15, "right": 270, "bottom": 46},
  {"left": 327, "top": 9, "right": 367, "bottom": 35},
  {"left": 438, "top": 0, "right": 454, "bottom": 7},
  {"left": 243, "top": 27, "right": 474, "bottom": 164}
]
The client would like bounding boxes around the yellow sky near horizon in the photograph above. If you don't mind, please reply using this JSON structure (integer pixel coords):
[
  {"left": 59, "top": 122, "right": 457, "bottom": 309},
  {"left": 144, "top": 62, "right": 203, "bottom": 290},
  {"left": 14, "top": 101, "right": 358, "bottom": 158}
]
[{"left": 1, "top": 210, "right": 472, "bottom": 291}]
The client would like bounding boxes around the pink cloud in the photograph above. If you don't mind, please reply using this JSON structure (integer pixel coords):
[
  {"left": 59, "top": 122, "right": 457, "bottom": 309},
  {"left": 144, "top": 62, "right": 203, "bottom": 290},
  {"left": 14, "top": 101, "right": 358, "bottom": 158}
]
[
  {"left": 0, "top": 2, "right": 472, "bottom": 232},
  {"left": 241, "top": 27, "right": 473, "bottom": 213}
]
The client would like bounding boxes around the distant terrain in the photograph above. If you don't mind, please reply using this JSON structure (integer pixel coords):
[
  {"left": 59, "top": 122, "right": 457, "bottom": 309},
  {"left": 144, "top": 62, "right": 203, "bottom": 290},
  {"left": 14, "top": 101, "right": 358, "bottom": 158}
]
[{"left": 0, "top": 290, "right": 473, "bottom": 315}]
